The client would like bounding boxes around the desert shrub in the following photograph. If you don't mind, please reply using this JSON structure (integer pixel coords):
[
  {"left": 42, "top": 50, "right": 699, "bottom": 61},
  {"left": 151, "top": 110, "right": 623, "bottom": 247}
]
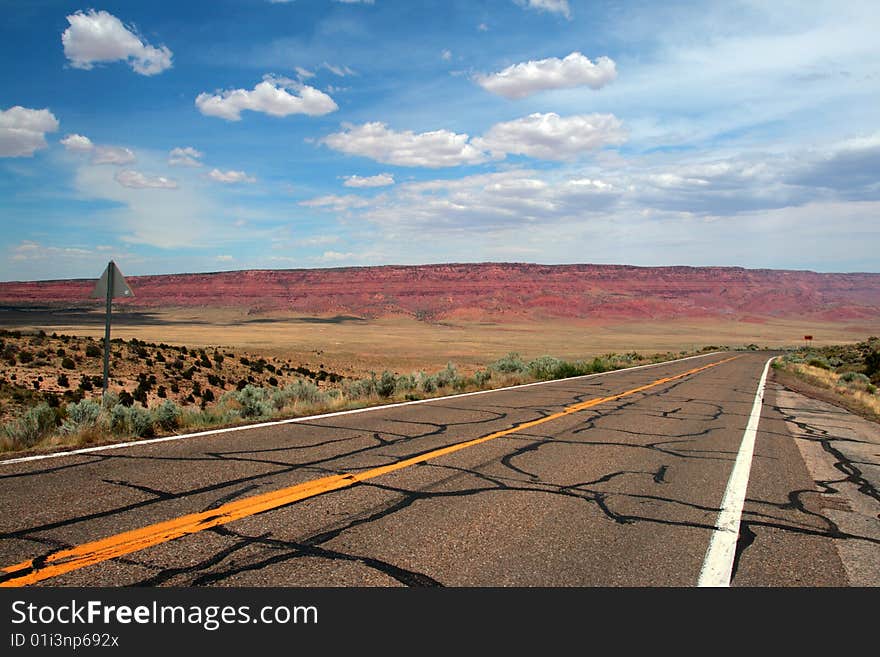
[
  {"left": 527, "top": 356, "right": 562, "bottom": 380},
  {"left": 375, "top": 371, "right": 396, "bottom": 398},
  {"left": 808, "top": 357, "right": 831, "bottom": 370},
  {"left": 85, "top": 344, "right": 102, "bottom": 358},
  {"left": 590, "top": 357, "right": 611, "bottom": 373},
  {"left": 839, "top": 371, "right": 869, "bottom": 383},
  {"left": 492, "top": 352, "right": 526, "bottom": 373},
  {"left": 118, "top": 390, "right": 134, "bottom": 407},
  {"left": 396, "top": 373, "right": 417, "bottom": 392},
  {"left": 57, "top": 373, "right": 69, "bottom": 388},
  {"left": 274, "top": 380, "right": 325, "bottom": 408},
  {"left": 61, "top": 357, "right": 75, "bottom": 370},
  {"left": 553, "top": 360, "right": 593, "bottom": 378},
  {"left": 62, "top": 399, "right": 102, "bottom": 433},
  {"left": 3, "top": 403, "right": 57, "bottom": 448},
  {"left": 420, "top": 374, "right": 437, "bottom": 393},
  {"left": 213, "top": 352, "right": 224, "bottom": 366},
  {"left": 78, "top": 377, "right": 93, "bottom": 392},
  {"left": 436, "top": 363, "right": 461, "bottom": 389},
  {"left": 474, "top": 369, "right": 492, "bottom": 386},
  {"left": 157, "top": 385, "right": 167, "bottom": 398},
  {"left": 110, "top": 404, "right": 130, "bottom": 434},
  {"left": 202, "top": 389, "right": 215, "bottom": 403},
  {"left": 18, "top": 350, "right": 34, "bottom": 364},
  {"left": 344, "top": 377, "right": 376, "bottom": 399},
  {"left": 234, "top": 385, "right": 273, "bottom": 419},
  {"left": 154, "top": 400, "right": 181, "bottom": 431},
  {"left": 866, "top": 350, "right": 880, "bottom": 378},
  {"left": 268, "top": 376, "right": 279, "bottom": 387},
  {"left": 867, "top": 384, "right": 877, "bottom": 395},
  {"left": 128, "top": 405, "right": 154, "bottom": 437}
]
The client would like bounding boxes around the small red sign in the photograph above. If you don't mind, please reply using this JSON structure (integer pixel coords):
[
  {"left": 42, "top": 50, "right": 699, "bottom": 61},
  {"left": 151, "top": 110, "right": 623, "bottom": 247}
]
[{"left": 804, "top": 335, "right": 813, "bottom": 340}]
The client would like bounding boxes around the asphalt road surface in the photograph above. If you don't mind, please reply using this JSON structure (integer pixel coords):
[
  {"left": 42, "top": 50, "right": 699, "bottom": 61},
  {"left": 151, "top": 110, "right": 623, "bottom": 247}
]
[{"left": 1, "top": 351, "right": 875, "bottom": 587}]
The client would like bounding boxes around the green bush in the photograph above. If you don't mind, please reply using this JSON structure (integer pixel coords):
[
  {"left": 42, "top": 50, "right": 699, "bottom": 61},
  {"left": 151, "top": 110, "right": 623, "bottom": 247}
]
[
  {"left": 474, "top": 369, "right": 492, "bottom": 386},
  {"left": 3, "top": 403, "right": 57, "bottom": 448},
  {"left": 62, "top": 399, "right": 102, "bottom": 433},
  {"left": 839, "top": 371, "right": 870, "bottom": 384},
  {"left": 128, "top": 405, "right": 155, "bottom": 437},
  {"left": 344, "top": 377, "right": 376, "bottom": 399},
  {"left": 377, "top": 371, "right": 396, "bottom": 398},
  {"left": 110, "top": 404, "right": 130, "bottom": 434},
  {"left": 491, "top": 352, "right": 526, "bottom": 373},
  {"left": 527, "top": 356, "right": 562, "bottom": 380},
  {"left": 436, "top": 362, "right": 461, "bottom": 389},
  {"left": 808, "top": 357, "right": 831, "bottom": 370},
  {"left": 234, "top": 385, "right": 273, "bottom": 419},
  {"left": 85, "top": 344, "right": 102, "bottom": 358},
  {"left": 61, "top": 357, "right": 75, "bottom": 370},
  {"left": 272, "top": 380, "right": 325, "bottom": 409},
  {"left": 154, "top": 400, "right": 181, "bottom": 431}
]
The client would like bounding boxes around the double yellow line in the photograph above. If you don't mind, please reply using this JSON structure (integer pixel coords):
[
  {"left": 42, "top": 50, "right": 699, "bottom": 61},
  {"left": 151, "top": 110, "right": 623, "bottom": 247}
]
[{"left": 1, "top": 355, "right": 737, "bottom": 587}]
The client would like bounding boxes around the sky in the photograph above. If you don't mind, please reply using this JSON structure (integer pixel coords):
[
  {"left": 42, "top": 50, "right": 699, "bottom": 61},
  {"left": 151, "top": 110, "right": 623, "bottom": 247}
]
[{"left": 1, "top": 0, "right": 878, "bottom": 281}]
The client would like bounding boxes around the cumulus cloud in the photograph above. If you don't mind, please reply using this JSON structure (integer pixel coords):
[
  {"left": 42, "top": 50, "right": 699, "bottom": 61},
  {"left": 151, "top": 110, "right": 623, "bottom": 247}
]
[
  {"left": 91, "top": 146, "right": 136, "bottom": 165},
  {"left": 343, "top": 173, "right": 395, "bottom": 187},
  {"left": 115, "top": 169, "right": 178, "bottom": 189},
  {"left": 0, "top": 106, "right": 59, "bottom": 157},
  {"left": 475, "top": 52, "right": 616, "bottom": 99},
  {"left": 322, "top": 122, "right": 488, "bottom": 168},
  {"left": 195, "top": 76, "right": 338, "bottom": 121},
  {"left": 61, "top": 9, "right": 173, "bottom": 75},
  {"left": 168, "top": 146, "right": 203, "bottom": 167},
  {"left": 60, "top": 133, "right": 94, "bottom": 152},
  {"left": 474, "top": 113, "right": 626, "bottom": 161},
  {"left": 513, "top": 0, "right": 571, "bottom": 20},
  {"left": 208, "top": 168, "right": 256, "bottom": 184}
]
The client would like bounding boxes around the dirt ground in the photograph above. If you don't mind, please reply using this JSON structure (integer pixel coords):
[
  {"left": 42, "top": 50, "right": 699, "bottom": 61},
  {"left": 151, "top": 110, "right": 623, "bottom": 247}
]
[{"left": 1, "top": 306, "right": 875, "bottom": 376}]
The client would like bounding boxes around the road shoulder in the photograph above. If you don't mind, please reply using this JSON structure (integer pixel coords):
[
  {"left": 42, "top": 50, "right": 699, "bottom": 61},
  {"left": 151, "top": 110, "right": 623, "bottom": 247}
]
[{"left": 769, "top": 382, "right": 880, "bottom": 586}]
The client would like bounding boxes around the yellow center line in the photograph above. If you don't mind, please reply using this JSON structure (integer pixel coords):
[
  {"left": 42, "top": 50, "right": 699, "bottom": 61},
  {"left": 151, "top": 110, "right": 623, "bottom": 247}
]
[{"left": 0, "top": 355, "right": 739, "bottom": 587}]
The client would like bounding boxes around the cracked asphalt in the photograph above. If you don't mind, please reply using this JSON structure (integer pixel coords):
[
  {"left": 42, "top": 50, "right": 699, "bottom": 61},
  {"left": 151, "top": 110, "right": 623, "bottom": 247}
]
[{"left": 0, "top": 351, "right": 876, "bottom": 587}]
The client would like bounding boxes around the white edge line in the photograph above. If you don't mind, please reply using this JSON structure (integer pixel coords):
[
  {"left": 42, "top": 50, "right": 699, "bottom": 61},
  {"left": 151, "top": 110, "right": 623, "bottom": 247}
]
[
  {"left": 1, "top": 351, "right": 726, "bottom": 466},
  {"left": 697, "top": 355, "right": 776, "bottom": 587}
]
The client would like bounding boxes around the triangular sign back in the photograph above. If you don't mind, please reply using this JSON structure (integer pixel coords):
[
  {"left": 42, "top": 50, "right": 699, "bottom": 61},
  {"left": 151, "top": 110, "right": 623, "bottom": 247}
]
[{"left": 90, "top": 262, "right": 134, "bottom": 299}]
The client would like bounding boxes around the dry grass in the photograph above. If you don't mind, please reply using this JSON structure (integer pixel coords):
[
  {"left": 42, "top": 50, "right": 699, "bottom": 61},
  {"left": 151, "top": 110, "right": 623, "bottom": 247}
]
[{"left": 777, "top": 362, "right": 880, "bottom": 417}]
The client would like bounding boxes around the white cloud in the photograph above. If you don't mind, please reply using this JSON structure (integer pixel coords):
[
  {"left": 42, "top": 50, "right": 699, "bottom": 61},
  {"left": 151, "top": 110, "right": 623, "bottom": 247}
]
[
  {"left": 475, "top": 52, "right": 616, "bottom": 99},
  {"left": 343, "top": 173, "right": 395, "bottom": 187},
  {"left": 115, "top": 169, "right": 178, "bottom": 189},
  {"left": 322, "top": 122, "right": 488, "bottom": 168},
  {"left": 441, "top": 49, "right": 452, "bottom": 62},
  {"left": 299, "top": 194, "right": 371, "bottom": 212},
  {"left": 60, "top": 133, "right": 94, "bottom": 152},
  {"left": 0, "top": 106, "right": 59, "bottom": 157},
  {"left": 91, "top": 146, "right": 136, "bottom": 165},
  {"left": 216, "top": 254, "right": 234, "bottom": 262},
  {"left": 168, "top": 146, "right": 203, "bottom": 167},
  {"left": 195, "top": 76, "right": 338, "bottom": 121},
  {"left": 478, "top": 23, "right": 489, "bottom": 32},
  {"left": 513, "top": 0, "right": 571, "bottom": 20},
  {"left": 474, "top": 113, "right": 626, "bottom": 160},
  {"left": 208, "top": 168, "right": 256, "bottom": 184},
  {"left": 323, "top": 63, "right": 355, "bottom": 77},
  {"left": 313, "top": 250, "right": 357, "bottom": 262},
  {"left": 295, "top": 66, "right": 315, "bottom": 80},
  {"left": 61, "top": 9, "right": 173, "bottom": 75}
]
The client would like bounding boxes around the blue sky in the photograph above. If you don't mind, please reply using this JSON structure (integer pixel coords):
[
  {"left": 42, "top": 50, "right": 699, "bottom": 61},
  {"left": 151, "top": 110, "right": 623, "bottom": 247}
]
[{"left": 1, "top": 0, "right": 878, "bottom": 281}]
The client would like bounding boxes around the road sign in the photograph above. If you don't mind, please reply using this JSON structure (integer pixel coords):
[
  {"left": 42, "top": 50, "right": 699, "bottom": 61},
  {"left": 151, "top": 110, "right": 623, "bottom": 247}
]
[
  {"left": 90, "top": 261, "right": 134, "bottom": 299},
  {"left": 90, "top": 262, "right": 134, "bottom": 401},
  {"left": 803, "top": 335, "right": 813, "bottom": 341}
]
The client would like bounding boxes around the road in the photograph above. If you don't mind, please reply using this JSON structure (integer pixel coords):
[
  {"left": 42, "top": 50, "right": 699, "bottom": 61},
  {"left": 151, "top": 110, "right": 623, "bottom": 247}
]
[{"left": 0, "top": 351, "right": 874, "bottom": 587}]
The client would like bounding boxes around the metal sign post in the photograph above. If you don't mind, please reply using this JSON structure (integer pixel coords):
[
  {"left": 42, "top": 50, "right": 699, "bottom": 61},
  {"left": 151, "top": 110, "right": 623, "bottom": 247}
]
[{"left": 90, "top": 261, "right": 134, "bottom": 403}]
